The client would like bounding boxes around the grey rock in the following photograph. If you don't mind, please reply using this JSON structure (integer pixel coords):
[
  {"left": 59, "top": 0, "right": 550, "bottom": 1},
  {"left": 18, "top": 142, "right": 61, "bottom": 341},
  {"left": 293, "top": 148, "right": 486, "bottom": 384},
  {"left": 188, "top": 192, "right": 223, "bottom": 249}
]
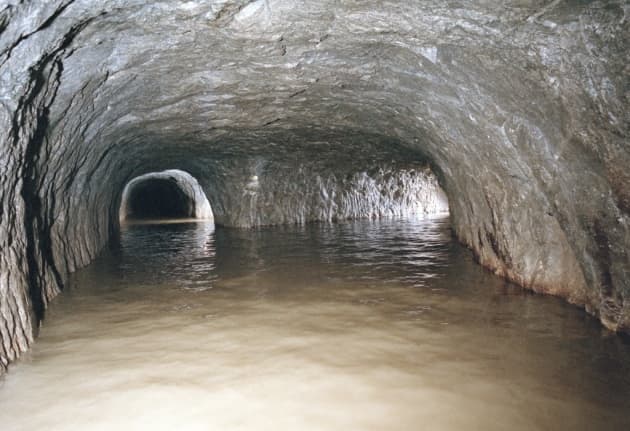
[{"left": 0, "top": 0, "right": 628, "bottom": 372}]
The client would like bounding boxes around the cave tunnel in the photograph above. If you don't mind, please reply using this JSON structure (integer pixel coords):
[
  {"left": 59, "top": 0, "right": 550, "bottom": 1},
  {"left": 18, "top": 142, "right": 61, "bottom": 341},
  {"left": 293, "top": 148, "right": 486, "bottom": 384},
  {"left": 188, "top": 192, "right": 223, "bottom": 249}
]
[
  {"left": 120, "top": 170, "right": 214, "bottom": 221},
  {"left": 125, "top": 177, "right": 195, "bottom": 220},
  {"left": 0, "top": 0, "right": 629, "bottom": 429}
]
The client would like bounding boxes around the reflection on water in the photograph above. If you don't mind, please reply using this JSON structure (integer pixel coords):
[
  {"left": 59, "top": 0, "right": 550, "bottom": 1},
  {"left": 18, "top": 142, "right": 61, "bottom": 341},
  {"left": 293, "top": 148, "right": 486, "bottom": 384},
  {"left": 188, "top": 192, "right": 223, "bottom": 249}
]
[{"left": 1, "top": 217, "right": 629, "bottom": 431}]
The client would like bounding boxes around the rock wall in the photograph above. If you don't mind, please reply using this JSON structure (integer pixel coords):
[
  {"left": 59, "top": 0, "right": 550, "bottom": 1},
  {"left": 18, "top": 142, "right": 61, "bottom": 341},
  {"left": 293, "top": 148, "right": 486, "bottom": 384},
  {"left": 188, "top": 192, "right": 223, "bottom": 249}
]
[
  {"left": 0, "top": 0, "right": 628, "bottom": 372},
  {"left": 202, "top": 155, "right": 448, "bottom": 227}
]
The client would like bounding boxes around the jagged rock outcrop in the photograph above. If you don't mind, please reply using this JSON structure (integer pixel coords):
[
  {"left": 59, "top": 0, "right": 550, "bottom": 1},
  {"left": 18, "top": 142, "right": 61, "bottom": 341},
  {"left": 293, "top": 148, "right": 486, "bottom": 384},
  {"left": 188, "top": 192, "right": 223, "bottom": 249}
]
[{"left": 0, "top": 0, "right": 628, "bottom": 373}]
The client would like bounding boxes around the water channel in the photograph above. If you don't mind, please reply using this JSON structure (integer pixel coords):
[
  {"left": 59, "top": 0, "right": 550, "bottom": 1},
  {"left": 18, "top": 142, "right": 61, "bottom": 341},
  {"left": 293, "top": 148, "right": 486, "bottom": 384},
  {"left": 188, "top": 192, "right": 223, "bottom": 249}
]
[{"left": 1, "top": 217, "right": 629, "bottom": 430}]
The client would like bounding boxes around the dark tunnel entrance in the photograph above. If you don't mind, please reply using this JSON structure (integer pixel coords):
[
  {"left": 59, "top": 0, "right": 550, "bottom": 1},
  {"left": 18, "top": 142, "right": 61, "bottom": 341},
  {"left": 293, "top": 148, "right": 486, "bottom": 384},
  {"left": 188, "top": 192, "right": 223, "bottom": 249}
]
[
  {"left": 126, "top": 178, "right": 195, "bottom": 219},
  {"left": 120, "top": 170, "right": 213, "bottom": 222}
]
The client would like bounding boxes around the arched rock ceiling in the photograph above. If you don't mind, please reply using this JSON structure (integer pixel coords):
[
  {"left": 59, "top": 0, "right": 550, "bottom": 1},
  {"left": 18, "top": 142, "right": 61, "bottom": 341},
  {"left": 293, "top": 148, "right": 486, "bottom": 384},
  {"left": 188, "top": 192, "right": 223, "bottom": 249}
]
[{"left": 0, "top": 0, "right": 628, "bottom": 371}]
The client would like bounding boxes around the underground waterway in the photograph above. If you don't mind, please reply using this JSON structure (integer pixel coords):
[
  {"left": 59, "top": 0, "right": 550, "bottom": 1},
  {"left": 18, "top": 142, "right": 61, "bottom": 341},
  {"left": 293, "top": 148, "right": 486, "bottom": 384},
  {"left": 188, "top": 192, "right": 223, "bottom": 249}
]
[{"left": 1, "top": 216, "right": 629, "bottom": 431}]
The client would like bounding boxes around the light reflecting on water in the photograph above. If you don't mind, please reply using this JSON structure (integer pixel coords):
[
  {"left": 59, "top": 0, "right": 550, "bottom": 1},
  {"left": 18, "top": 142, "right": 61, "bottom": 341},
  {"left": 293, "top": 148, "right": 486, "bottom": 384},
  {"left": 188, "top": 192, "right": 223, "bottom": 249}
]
[{"left": 1, "top": 217, "right": 629, "bottom": 430}]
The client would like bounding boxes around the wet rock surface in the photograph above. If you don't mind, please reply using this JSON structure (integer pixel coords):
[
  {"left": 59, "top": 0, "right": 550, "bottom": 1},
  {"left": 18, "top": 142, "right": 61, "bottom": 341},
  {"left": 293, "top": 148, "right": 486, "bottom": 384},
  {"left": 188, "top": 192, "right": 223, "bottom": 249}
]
[{"left": 0, "top": 0, "right": 628, "bottom": 371}]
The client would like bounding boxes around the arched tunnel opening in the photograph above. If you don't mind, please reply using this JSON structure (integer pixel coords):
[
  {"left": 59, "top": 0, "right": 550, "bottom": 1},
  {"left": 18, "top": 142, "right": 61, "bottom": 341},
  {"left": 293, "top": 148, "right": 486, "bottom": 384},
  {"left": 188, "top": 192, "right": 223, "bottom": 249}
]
[
  {"left": 120, "top": 170, "right": 214, "bottom": 222},
  {"left": 1, "top": 1, "right": 629, "bottom": 429}
]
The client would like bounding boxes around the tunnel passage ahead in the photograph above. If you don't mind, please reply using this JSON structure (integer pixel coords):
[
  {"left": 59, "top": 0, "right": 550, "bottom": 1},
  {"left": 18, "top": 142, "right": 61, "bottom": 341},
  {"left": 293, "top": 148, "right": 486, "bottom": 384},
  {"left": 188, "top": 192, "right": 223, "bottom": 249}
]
[
  {"left": 0, "top": 1, "right": 628, "bottom": 372},
  {"left": 120, "top": 170, "right": 213, "bottom": 221},
  {"left": 125, "top": 179, "right": 194, "bottom": 219}
]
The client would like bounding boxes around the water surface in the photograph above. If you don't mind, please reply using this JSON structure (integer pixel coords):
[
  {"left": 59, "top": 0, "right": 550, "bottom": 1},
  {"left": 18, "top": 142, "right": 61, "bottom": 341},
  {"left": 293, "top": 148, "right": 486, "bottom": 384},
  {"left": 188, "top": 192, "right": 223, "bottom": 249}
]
[{"left": 1, "top": 217, "right": 629, "bottom": 430}]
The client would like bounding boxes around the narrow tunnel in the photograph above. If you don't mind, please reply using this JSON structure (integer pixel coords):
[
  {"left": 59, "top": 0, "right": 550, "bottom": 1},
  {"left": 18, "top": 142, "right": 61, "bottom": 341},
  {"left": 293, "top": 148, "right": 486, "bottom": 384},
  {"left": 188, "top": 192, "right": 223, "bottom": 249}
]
[
  {"left": 125, "top": 178, "right": 195, "bottom": 219},
  {"left": 0, "top": 1, "right": 629, "bottom": 429},
  {"left": 119, "top": 170, "right": 214, "bottom": 221}
]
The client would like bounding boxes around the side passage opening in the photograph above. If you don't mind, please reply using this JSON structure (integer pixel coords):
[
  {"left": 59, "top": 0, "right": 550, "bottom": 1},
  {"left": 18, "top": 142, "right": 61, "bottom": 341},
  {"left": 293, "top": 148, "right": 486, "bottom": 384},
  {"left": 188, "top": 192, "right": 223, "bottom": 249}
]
[{"left": 120, "top": 169, "right": 213, "bottom": 222}]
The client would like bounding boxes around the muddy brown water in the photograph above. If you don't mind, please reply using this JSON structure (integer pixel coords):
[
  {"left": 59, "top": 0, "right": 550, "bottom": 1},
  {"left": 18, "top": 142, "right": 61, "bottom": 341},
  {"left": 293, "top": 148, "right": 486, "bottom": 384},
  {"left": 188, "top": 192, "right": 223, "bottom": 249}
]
[{"left": 1, "top": 217, "right": 629, "bottom": 430}]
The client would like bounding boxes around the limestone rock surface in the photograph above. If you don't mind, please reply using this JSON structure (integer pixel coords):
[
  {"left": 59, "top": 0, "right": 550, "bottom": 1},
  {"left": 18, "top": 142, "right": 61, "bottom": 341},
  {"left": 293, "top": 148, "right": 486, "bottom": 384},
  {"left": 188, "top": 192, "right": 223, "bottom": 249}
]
[{"left": 0, "top": 0, "right": 629, "bottom": 372}]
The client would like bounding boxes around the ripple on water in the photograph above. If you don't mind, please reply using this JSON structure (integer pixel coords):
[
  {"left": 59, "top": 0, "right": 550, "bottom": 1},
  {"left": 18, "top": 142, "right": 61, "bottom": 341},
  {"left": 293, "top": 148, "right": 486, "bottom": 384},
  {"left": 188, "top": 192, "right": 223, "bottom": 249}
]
[{"left": 1, "top": 216, "right": 629, "bottom": 431}]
